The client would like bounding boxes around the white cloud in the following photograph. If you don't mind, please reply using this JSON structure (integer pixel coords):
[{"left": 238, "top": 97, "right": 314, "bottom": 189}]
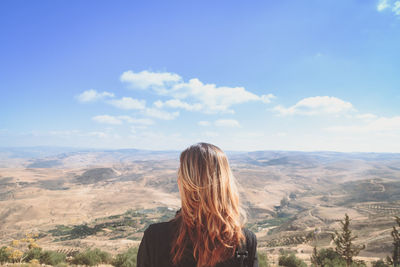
[
  {"left": 198, "top": 121, "right": 211, "bottom": 126},
  {"left": 376, "top": 0, "right": 400, "bottom": 15},
  {"left": 87, "top": 131, "right": 109, "bottom": 138},
  {"left": 108, "top": 97, "right": 146, "bottom": 110},
  {"left": 92, "top": 115, "right": 123, "bottom": 125},
  {"left": 260, "top": 94, "right": 276, "bottom": 104},
  {"left": 274, "top": 96, "right": 354, "bottom": 116},
  {"left": 117, "top": 116, "right": 154, "bottom": 125},
  {"left": 355, "top": 113, "right": 377, "bottom": 120},
  {"left": 154, "top": 99, "right": 202, "bottom": 111},
  {"left": 120, "top": 70, "right": 274, "bottom": 114},
  {"left": 120, "top": 70, "right": 182, "bottom": 90},
  {"left": 77, "top": 89, "right": 114, "bottom": 102},
  {"left": 92, "top": 115, "right": 154, "bottom": 125},
  {"left": 171, "top": 78, "right": 261, "bottom": 113},
  {"left": 377, "top": 0, "right": 390, "bottom": 11},
  {"left": 214, "top": 119, "right": 241, "bottom": 127},
  {"left": 393, "top": 1, "right": 400, "bottom": 15},
  {"left": 48, "top": 130, "right": 80, "bottom": 136},
  {"left": 326, "top": 116, "right": 400, "bottom": 134},
  {"left": 144, "top": 108, "right": 179, "bottom": 120}
]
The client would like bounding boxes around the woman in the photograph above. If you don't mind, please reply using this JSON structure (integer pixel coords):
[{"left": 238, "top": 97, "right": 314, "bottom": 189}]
[{"left": 137, "top": 143, "right": 258, "bottom": 267}]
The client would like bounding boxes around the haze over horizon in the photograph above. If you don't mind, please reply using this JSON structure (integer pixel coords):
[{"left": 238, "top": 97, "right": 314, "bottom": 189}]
[{"left": 1, "top": 0, "right": 400, "bottom": 152}]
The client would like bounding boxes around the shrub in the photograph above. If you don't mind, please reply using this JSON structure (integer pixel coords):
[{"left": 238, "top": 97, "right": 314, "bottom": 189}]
[
  {"left": 278, "top": 253, "right": 307, "bottom": 267},
  {"left": 23, "top": 248, "right": 42, "bottom": 262},
  {"left": 72, "top": 248, "right": 112, "bottom": 266},
  {"left": 0, "top": 246, "right": 10, "bottom": 264},
  {"left": 258, "top": 251, "right": 270, "bottom": 267},
  {"left": 112, "top": 247, "right": 138, "bottom": 267},
  {"left": 372, "top": 259, "right": 390, "bottom": 267},
  {"left": 40, "top": 250, "right": 66, "bottom": 265},
  {"left": 310, "top": 248, "right": 366, "bottom": 267}
]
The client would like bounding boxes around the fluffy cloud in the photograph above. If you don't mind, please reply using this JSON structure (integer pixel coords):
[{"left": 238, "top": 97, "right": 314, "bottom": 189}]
[
  {"left": 92, "top": 115, "right": 154, "bottom": 125},
  {"left": 274, "top": 96, "right": 354, "bottom": 116},
  {"left": 144, "top": 108, "right": 179, "bottom": 120},
  {"left": 214, "top": 119, "right": 241, "bottom": 127},
  {"left": 154, "top": 99, "right": 202, "bottom": 111},
  {"left": 355, "top": 113, "right": 377, "bottom": 120},
  {"left": 393, "top": 1, "right": 400, "bottom": 15},
  {"left": 198, "top": 121, "right": 211, "bottom": 126},
  {"left": 260, "top": 94, "right": 276, "bottom": 104},
  {"left": 170, "top": 78, "right": 262, "bottom": 113},
  {"left": 108, "top": 97, "right": 146, "bottom": 110},
  {"left": 93, "top": 115, "right": 123, "bottom": 125},
  {"left": 326, "top": 116, "right": 400, "bottom": 134},
  {"left": 117, "top": 116, "right": 154, "bottom": 125},
  {"left": 120, "top": 70, "right": 181, "bottom": 90},
  {"left": 376, "top": 0, "right": 400, "bottom": 15},
  {"left": 77, "top": 89, "right": 114, "bottom": 102},
  {"left": 377, "top": 0, "right": 390, "bottom": 10},
  {"left": 87, "top": 131, "right": 109, "bottom": 138},
  {"left": 121, "top": 70, "right": 275, "bottom": 113}
]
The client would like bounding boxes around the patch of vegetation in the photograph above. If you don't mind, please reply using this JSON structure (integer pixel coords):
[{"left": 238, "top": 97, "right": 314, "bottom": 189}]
[
  {"left": 27, "top": 159, "right": 62, "bottom": 168},
  {"left": 75, "top": 168, "right": 116, "bottom": 184},
  {"left": 39, "top": 250, "right": 66, "bottom": 265},
  {"left": 371, "top": 259, "right": 390, "bottom": 267},
  {"left": 278, "top": 252, "right": 307, "bottom": 267},
  {"left": 310, "top": 248, "right": 366, "bottom": 267},
  {"left": 248, "top": 216, "right": 293, "bottom": 232},
  {"left": 258, "top": 252, "right": 270, "bottom": 267},
  {"left": 264, "top": 233, "right": 313, "bottom": 247},
  {"left": 112, "top": 247, "right": 138, "bottom": 267},
  {"left": 0, "top": 246, "right": 10, "bottom": 264},
  {"left": 71, "top": 248, "right": 111, "bottom": 266},
  {"left": 22, "top": 248, "right": 42, "bottom": 262},
  {"left": 340, "top": 180, "right": 400, "bottom": 205},
  {"left": 0, "top": 177, "right": 13, "bottom": 185},
  {"left": 0, "top": 234, "right": 67, "bottom": 266},
  {"left": 48, "top": 207, "right": 177, "bottom": 241}
]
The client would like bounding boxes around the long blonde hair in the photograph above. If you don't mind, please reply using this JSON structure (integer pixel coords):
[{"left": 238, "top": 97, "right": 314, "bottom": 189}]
[{"left": 170, "top": 143, "right": 245, "bottom": 267}]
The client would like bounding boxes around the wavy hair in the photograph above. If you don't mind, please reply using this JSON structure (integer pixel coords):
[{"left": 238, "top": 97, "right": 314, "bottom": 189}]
[{"left": 170, "top": 143, "right": 246, "bottom": 267}]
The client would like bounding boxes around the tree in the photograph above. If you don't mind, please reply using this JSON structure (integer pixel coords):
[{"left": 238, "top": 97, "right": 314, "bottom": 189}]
[
  {"left": 386, "top": 216, "right": 400, "bottom": 267},
  {"left": 280, "top": 197, "right": 289, "bottom": 208},
  {"left": 332, "top": 214, "right": 365, "bottom": 267},
  {"left": 311, "top": 246, "right": 321, "bottom": 267},
  {"left": 278, "top": 252, "right": 307, "bottom": 267},
  {"left": 310, "top": 248, "right": 367, "bottom": 267}
]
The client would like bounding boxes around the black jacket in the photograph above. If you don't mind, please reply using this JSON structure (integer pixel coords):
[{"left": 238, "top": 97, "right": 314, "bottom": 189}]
[{"left": 137, "top": 219, "right": 258, "bottom": 267}]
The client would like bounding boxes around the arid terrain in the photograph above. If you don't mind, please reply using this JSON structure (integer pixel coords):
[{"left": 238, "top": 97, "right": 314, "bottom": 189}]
[{"left": 1, "top": 147, "right": 400, "bottom": 264}]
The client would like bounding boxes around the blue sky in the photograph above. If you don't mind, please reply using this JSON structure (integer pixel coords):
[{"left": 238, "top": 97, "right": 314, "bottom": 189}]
[{"left": 1, "top": 0, "right": 400, "bottom": 152}]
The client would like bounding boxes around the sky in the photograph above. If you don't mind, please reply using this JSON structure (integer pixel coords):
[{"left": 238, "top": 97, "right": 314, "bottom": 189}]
[{"left": 0, "top": 0, "right": 400, "bottom": 152}]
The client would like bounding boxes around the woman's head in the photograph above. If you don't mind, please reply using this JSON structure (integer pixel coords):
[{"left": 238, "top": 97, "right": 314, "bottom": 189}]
[{"left": 171, "top": 143, "right": 245, "bottom": 267}]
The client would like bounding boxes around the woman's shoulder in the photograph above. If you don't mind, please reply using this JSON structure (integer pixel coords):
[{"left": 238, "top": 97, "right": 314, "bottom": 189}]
[
  {"left": 242, "top": 228, "right": 256, "bottom": 239},
  {"left": 242, "top": 228, "right": 257, "bottom": 249},
  {"left": 143, "top": 219, "right": 178, "bottom": 239}
]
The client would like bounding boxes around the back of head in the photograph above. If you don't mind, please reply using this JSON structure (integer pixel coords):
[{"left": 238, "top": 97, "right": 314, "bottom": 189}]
[{"left": 171, "top": 143, "right": 245, "bottom": 267}]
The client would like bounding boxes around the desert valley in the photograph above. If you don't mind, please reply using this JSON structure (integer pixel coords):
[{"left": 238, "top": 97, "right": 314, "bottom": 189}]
[{"left": 1, "top": 147, "right": 400, "bottom": 265}]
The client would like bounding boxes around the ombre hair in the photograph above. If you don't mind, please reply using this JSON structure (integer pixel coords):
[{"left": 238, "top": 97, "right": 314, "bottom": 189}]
[{"left": 170, "top": 143, "right": 246, "bottom": 267}]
